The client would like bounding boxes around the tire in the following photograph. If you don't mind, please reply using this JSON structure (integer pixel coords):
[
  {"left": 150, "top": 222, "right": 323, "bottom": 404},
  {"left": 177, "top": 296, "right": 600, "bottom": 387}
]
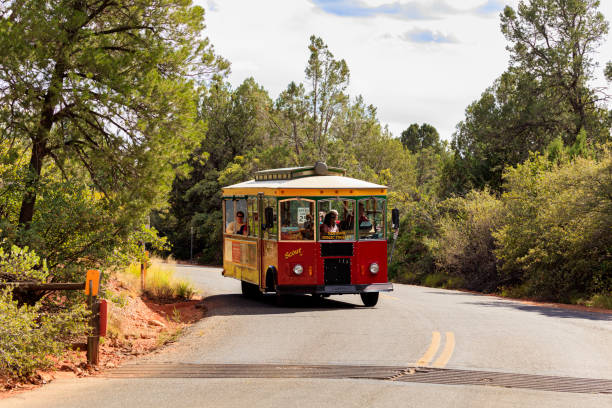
[
  {"left": 360, "top": 292, "right": 379, "bottom": 307},
  {"left": 265, "top": 267, "right": 276, "bottom": 292},
  {"left": 241, "top": 281, "right": 259, "bottom": 298}
]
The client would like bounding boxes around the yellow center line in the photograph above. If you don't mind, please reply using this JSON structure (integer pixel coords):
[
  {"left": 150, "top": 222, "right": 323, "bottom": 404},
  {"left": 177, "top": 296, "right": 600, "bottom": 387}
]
[
  {"left": 381, "top": 293, "right": 400, "bottom": 300},
  {"left": 432, "top": 332, "right": 455, "bottom": 368},
  {"left": 416, "top": 331, "right": 441, "bottom": 366}
]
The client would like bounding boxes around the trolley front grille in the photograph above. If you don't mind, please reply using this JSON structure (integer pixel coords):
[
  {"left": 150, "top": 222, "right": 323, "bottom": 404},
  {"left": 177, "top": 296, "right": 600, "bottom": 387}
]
[{"left": 324, "top": 258, "right": 351, "bottom": 285}]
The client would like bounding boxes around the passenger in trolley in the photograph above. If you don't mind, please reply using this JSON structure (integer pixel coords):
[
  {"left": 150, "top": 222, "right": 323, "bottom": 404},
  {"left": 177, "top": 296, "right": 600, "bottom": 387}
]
[{"left": 226, "top": 210, "right": 248, "bottom": 235}]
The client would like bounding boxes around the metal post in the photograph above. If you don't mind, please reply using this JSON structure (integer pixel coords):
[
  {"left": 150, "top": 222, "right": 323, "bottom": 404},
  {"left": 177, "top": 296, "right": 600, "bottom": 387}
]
[{"left": 190, "top": 226, "right": 194, "bottom": 262}]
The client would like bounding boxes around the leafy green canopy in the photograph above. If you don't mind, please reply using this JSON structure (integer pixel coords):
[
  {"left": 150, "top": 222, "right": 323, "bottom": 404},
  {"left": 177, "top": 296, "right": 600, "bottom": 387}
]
[{"left": 0, "top": 0, "right": 228, "bottom": 274}]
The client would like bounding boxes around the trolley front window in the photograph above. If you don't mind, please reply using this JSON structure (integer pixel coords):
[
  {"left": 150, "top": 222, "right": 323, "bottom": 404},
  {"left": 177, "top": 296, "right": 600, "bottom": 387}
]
[
  {"left": 358, "top": 198, "right": 386, "bottom": 240},
  {"left": 318, "top": 198, "right": 355, "bottom": 241},
  {"left": 279, "top": 199, "right": 315, "bottom": 241}
]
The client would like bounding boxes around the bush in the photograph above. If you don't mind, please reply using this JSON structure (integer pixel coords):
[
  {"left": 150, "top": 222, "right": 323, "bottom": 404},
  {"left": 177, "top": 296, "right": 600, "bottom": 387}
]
[
  {"left": 589, "top": 293, "right": 612, "bottom": 310},
  {"left": 428, "top": 189, "right": 505, "bottom": 292},
  {"left": 388, "top": 195, "right": 438, "bottom": 281},
  {"left": 495, "top": 150, "right": 612, "bottom": 301},
  {"left": 0, "top": 289, "right": 88, "bottom": 379},
  {"left": 0, "top": 244, "right": 48, "bottom": 283}
]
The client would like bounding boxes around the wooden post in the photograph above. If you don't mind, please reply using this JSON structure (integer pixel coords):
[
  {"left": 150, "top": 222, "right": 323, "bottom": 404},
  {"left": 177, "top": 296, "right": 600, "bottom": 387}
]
[
  {"left": 85, "top": 270, "right": 101, "bottom": 366},
  {"left": 140, "top": 261, "right": 145, "bottom": 292},
  {"left": 140, "top": 251, "right": 149, "bottom": 293},
  {"left": 86, "top": 280, "right": 100, "bottom": 365}
]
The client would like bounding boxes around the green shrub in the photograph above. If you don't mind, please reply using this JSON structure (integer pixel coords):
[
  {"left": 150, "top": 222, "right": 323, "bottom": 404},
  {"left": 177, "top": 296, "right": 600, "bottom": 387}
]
[
  {"left": 428, "top": 189, "right": 505, "bottom": 292},
  {"left": 589, "top": 293, "right": 612, "bottom": 310},
  {"left": 496, "top": 150, "right": 612, "bottom": 301},
  {"left": 422, "top": 272, "right": 449, "bottom": 288},
  {"left": 0, "top": 288, "right": 89, "bottom": 379},
  {"left": 0, "top": 244, "right": 48, "bottom": 283},
  {"left": 388, "top": 195, "right": 438, "bottom": 281}
]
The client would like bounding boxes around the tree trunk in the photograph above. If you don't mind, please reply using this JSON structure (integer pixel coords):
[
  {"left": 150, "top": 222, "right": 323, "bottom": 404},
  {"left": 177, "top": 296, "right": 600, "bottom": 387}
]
[
  {"left": 18, "top": 139, "right": 47, "bottom": 227},
  {"left": 18, "top": 58, "right": 65, "bottom": 227}
]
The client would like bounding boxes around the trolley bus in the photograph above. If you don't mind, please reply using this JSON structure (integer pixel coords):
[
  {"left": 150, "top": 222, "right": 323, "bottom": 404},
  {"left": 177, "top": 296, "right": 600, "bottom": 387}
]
[{"left": 221, "top": 162, "right": 393, "bottom": 306}]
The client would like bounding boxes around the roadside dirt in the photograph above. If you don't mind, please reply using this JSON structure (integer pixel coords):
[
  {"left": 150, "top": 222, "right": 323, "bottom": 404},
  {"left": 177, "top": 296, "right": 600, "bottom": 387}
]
[{"left": 0, "top": 277, "right": 206, "bottom": 399}]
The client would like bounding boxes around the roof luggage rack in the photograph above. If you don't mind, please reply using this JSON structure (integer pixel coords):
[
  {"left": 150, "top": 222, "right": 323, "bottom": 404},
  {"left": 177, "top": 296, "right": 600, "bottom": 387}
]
[{"left": 254, "top": 162, "right": 345, "bottom": 181}]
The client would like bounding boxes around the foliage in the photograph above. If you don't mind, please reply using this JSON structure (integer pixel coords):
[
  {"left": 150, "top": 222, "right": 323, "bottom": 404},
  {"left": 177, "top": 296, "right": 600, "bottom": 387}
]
[
  {"left": 0, "top": 0, "right": 227, "bottom": 282},
  {"left": 501, "top": 0, "right": 609, "bottom": 143},
  {"left": 0, "top": 288, "right": 88, "bottom": 379},
  {"left": 428, "top": 189, "right": 506, "bottom": 292},
  {"left": 0, "top": 244, "right": 48, "bottom": 283},
  {"left": 400, "top": 123, "right": 442, "bottom": 153},
  {"left": 589, "top": 293, "right": 612, "bottom": 310},
  {"left": 153, "top": 77, "right": 277, "bottom": 263},
  {"left": 495, "top": 148, "right": 612, "bottom": 301}
]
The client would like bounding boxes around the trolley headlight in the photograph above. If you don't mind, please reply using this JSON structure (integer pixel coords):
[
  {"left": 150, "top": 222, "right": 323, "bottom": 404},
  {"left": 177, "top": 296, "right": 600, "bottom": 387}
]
[
  {"left": 293, "top": 264, "right": 304, "bottom": 275},
  {"left": 369, "top": 262, "right": 379, "bottom": 274}
]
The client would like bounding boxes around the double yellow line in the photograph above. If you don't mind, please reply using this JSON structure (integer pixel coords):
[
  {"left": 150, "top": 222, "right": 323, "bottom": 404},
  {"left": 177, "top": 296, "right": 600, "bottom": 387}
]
[{"left": 416, "top": 331, "right": 455, "bottom": 368}]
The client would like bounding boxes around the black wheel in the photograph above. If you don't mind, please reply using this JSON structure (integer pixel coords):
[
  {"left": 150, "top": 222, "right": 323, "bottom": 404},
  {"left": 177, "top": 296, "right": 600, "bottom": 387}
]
[
  {"left": 241, "top": 281, "right": 259, "bottom": 298},
  {"left": 360, "top": 292, "right": 379, "bottom": 307}
]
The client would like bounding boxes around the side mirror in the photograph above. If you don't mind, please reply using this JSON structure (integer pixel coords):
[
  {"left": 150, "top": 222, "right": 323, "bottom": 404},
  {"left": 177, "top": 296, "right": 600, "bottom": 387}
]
[
  {"left": 264, "top": 207, "right": 274, "bottom": 229},
  {"left": 391, "top": 208, "right": 400, "bottom": 230}
]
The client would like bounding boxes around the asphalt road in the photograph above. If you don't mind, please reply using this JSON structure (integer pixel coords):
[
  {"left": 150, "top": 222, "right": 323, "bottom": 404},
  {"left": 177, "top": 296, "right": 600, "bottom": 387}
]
[{"left": 2, "top": 264, "right": 612, "bottom": 408}]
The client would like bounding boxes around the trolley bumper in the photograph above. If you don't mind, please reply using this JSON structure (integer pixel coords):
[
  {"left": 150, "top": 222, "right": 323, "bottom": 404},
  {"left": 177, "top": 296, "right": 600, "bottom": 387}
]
[{"left": 276, "top": 283, "right": 393, "bottom": 295}]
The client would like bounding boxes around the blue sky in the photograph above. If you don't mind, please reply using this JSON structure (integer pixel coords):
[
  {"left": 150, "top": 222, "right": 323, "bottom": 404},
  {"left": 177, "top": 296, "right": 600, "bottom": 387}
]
[
  {"left": 201, "top": 0, "right": 612, "bottom": 140},
  {"left": 311, "top": 0, "right": 506, "bottom": 20}
]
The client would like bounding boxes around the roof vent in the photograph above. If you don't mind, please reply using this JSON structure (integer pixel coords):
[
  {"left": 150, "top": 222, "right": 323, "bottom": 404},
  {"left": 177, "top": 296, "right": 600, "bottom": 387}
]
[{"left": 314, "top": 162, "right": 328, "bottom": 176}]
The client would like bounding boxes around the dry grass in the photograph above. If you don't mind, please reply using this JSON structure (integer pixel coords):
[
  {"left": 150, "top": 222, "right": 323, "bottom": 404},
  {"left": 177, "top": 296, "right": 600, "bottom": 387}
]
[{"left": 123, "top": 261, "right": 196, "bottom": 301}]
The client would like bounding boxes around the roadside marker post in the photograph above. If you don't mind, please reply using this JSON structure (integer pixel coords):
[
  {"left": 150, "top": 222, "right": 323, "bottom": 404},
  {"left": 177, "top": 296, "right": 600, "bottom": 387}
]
[
  {"left": 85, "top": 269, "right": 102, "bottom": 365},
  {"left": 140, "top": 251, "right": 149, "bottom": 293}
]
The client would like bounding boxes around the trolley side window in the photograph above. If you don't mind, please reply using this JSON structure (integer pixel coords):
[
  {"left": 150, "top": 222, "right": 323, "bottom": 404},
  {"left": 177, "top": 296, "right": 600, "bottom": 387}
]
[
  {"left": 247, "top": 197, "right": 258, "bottom": 237},
  {"left": 358, "top": 198, "right": 386, "bottom": 240},
  {"left": 318, "top": 198, "right": 355, "bottom": 241},
  {"left": 224, "top": 199, "right": 234, "bottom": 233},
  {"left": 279, "top": 199, "right": 315, "bottom": 241},
  {"left": 263, "top": 198, "right": 277, "bottom": 240},
  {"left": 224, "top": 198, "right": 248, "bottom": 236}
]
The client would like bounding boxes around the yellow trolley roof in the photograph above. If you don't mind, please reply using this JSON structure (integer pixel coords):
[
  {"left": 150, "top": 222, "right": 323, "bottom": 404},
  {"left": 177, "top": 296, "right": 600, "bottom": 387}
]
[{"left": 222, "top": 163, "right": 387, "bottom": 197}]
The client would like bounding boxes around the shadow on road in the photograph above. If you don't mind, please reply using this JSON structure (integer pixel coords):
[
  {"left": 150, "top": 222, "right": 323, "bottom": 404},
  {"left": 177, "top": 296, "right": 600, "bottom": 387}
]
[
  {"left": 463, "top": 300, "right": 612, "bottom": 321},
  {"left": 200, "top": 293, "right": 367, "bottom": 316},
  {"left": 423, "top": 290, "right": 611, "bottom": 321}
]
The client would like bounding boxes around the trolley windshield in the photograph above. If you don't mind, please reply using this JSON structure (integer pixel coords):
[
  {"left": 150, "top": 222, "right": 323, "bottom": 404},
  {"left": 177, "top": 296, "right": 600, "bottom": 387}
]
[{"left": 318, "top": 198, "right": 355, "bottom": 241}]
